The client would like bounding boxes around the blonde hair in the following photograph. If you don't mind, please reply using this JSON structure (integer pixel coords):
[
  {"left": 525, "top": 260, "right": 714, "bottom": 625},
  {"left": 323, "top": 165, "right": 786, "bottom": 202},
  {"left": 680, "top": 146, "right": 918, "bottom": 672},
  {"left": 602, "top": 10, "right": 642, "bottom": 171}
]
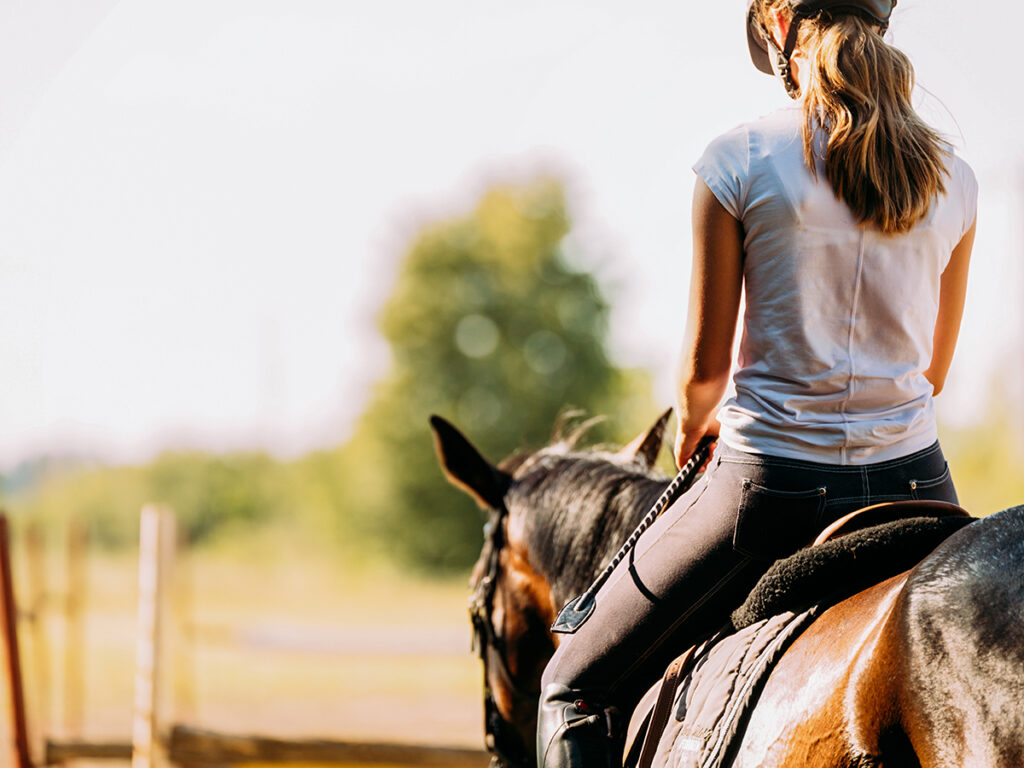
[{"left": 754, "top": 2, "right": 948, "bottom": 234}]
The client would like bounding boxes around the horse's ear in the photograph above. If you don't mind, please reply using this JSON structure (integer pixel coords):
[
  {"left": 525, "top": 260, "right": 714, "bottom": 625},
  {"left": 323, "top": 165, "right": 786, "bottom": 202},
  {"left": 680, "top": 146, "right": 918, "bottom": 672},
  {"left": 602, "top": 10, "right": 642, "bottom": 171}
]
[
  {"left": 615, "top": 408, "right": 673, "bottom": 469},
  {"left": 430, "top": 415, "right": 511, "bottom": 510}
]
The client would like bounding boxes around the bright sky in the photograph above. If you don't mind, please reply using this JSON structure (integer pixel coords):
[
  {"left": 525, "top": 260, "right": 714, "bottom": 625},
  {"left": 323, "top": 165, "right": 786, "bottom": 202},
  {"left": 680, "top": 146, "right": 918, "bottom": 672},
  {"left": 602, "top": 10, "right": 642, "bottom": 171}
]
[{"left": 1, "top": 0, "right": 1021, "bottom": 469}]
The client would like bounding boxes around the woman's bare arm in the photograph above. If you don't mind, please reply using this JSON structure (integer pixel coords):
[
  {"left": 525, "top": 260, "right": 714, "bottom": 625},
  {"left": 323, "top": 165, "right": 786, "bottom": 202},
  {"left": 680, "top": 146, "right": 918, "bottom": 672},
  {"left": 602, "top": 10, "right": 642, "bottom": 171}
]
[
  {"left": 925, "top": 217, "right": 976, "bottom": 396},
  {"left": 674, "top": 178, "right": 745, "bottom": 467}
]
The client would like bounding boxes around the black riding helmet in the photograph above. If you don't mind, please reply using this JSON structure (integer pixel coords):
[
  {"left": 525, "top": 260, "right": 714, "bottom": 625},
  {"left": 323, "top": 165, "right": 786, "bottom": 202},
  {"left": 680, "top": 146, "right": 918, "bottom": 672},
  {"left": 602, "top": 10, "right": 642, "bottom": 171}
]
[{"left": 746, "top": 0, "right": 896, "bottom": 96}]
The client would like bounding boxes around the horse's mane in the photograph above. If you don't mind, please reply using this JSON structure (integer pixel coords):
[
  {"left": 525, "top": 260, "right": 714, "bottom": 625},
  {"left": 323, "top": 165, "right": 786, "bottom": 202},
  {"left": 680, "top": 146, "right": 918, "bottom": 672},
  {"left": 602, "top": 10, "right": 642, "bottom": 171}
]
[{"left": 503, "top": 445, "right": 670, "bottom": 608}]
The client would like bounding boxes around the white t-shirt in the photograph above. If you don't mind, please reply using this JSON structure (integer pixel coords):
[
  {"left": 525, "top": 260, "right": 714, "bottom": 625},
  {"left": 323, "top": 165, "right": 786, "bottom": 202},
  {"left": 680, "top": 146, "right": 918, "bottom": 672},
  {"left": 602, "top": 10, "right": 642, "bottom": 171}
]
[{"left": 693, "top": 106, "right": 978, "bottom": 465}]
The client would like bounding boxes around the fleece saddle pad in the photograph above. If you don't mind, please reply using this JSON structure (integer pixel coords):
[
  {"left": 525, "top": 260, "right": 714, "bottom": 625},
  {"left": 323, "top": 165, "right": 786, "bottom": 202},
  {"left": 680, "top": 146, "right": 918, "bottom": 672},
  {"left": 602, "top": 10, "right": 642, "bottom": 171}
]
[
  {"left": 647, "top": 607, "right": 819, "bottom": 768},
  {"left": 730, "top": 514, "right": 975, "bottom": 630}
]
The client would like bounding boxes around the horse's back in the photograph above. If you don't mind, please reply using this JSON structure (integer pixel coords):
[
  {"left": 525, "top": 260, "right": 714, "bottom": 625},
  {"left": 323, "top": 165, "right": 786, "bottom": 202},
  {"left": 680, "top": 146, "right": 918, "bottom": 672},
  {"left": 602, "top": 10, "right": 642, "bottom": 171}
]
[
  {"left": 897, "top": 505, "right": 1024, "bottom": 767},
  {"left": 732, "top": 506, "right": 1024, "bottom": 768}
]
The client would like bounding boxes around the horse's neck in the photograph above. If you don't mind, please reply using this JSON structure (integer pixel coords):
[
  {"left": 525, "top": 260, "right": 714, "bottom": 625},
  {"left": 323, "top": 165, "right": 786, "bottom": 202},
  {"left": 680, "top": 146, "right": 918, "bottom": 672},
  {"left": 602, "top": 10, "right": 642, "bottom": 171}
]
[{"left": 533, "top": 470, "right": 669, "bottom": 608}]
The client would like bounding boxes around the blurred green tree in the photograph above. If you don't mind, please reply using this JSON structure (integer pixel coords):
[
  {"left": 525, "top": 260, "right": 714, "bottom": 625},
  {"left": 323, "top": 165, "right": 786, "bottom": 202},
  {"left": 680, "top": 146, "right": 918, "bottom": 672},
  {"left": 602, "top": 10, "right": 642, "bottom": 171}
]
[
  {"left": 357, "top": 178, "right": 653, "bottom": 572},
  {"left": 146, "top": 452, "right": 284, "bottom": 544}
]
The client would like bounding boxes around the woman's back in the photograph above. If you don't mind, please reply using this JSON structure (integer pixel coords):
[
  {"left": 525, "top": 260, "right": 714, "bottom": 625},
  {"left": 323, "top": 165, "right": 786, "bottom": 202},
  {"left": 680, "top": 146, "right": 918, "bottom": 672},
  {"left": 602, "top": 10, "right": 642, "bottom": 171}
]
[{"left": 696, "top": 106, "right": 978, "bottom": 464}]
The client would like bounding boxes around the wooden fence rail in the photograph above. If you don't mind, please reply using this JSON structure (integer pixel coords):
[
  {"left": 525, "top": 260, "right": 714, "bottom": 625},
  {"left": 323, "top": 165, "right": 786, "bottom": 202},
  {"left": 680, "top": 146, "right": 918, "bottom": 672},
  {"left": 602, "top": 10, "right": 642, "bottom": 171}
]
[{"left": 46, "top": 726, "right": 490, "bottom": 767}]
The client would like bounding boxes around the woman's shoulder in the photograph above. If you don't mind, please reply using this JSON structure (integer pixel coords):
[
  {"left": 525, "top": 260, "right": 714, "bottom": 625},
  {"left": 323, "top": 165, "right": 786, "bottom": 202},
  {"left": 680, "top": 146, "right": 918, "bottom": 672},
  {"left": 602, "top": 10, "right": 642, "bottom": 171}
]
[
  {"left": 699, "top": 107, "right": 802, "bottom": 160},
  {"left": 694, "top": 107, "right": 805, "bottom": 219},
  {"left": 698, "top": 119, "right": 750, "bottom": 160},
  {"left": 937, "top": 149, "right": 978, "bottom": 214},
  {"left": 945, "top": 152, "right": 977, "bottom": 191},
  {"left": 942, "top": 151, "right": 979, "bottom": 235}
]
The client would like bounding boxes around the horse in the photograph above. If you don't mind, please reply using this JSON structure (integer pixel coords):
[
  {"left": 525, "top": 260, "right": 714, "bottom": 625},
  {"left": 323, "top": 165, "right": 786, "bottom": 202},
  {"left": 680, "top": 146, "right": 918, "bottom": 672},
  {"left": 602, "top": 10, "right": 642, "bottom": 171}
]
[{"left": 430, "top": 412, "right": 1024, "bottom": 768}]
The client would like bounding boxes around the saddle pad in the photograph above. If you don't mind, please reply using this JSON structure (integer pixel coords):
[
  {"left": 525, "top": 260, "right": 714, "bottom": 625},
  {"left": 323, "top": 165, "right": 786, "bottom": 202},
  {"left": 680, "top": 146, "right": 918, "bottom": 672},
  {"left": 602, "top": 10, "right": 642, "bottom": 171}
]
[
  {"left": 730, "top": 515, "right": 974, "bottom": 631},
  {"left": 651, "top": 606, "right": 819, "bottom": 768}
]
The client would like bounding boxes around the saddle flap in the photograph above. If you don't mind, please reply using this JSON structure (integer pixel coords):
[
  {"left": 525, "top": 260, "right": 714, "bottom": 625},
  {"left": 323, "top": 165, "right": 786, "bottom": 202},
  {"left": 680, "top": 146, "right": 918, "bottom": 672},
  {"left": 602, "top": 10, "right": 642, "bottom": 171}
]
[{"left": 644, "top": 608, "right": 819, "bottom": 768}]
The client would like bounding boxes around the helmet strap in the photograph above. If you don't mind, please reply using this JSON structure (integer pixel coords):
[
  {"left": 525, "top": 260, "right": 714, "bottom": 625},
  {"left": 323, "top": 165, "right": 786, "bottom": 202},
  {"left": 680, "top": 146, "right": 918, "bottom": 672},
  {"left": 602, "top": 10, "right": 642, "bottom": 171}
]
[{"left": 764, "top": 16, "right": 803, "bottom": 99}]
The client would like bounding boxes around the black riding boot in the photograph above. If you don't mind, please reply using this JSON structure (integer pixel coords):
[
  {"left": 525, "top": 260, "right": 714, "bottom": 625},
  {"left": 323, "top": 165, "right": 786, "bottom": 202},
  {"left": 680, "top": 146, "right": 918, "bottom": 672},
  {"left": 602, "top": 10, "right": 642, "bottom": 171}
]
[{"left": 537, "top": 683, "right": 616, "bottom": 768}]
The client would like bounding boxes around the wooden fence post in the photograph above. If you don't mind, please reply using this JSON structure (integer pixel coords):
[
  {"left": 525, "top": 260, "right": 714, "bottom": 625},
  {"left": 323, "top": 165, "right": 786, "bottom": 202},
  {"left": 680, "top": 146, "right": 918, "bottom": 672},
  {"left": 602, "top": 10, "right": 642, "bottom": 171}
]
[
  {"left": 25, "top": 521, "right": 50, "bottom": 743},
  {"left": 131, "top": 506, "right": 174, "bottom": 768},
  {"left": 1, "top": 514, "right": 33, "bottom": 768},
  {"left": 172, "top": 544, "right": 196, "bottom": 722},
  {"left": 64, "top": 519, "right": 86, "bottom": 738}
]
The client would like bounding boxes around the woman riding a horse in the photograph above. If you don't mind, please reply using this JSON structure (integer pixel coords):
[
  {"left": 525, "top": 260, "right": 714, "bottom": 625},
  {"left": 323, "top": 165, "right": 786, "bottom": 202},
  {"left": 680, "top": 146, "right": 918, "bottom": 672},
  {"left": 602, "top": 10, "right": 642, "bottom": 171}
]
[{"left": 537, "top": 1, "right": 978, "bottom": 766}]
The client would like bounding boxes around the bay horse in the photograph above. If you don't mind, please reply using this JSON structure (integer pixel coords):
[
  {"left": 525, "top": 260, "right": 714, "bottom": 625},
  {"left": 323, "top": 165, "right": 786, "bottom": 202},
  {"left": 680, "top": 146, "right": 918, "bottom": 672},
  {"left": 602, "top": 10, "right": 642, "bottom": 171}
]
[{"left": 430, "top": 412, "right": 1024, "bottom": 768}]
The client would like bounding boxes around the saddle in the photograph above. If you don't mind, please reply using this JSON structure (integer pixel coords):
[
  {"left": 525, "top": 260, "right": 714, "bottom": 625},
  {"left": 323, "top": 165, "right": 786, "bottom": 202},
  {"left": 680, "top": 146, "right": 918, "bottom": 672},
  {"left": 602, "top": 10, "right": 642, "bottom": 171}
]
[
  {"left": 623, "top": 500, "right": 974, "bottom": 768},
  {"left": 812, "top": 499, "right": 968, "bottom": 545}
]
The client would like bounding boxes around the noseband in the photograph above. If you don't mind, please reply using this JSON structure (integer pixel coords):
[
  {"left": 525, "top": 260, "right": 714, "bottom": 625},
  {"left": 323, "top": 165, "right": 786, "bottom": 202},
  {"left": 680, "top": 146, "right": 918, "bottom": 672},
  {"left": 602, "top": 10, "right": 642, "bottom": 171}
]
[{"left": 469, "top": 504, "right": 535, "bottom": 768}]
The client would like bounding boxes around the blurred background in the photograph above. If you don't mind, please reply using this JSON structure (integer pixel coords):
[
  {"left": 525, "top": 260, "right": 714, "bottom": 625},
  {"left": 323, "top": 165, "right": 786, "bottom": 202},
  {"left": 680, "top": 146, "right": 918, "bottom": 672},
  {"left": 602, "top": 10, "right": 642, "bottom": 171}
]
[{"left": 0, "top": 0, "right": 1022, "bottom": 765}]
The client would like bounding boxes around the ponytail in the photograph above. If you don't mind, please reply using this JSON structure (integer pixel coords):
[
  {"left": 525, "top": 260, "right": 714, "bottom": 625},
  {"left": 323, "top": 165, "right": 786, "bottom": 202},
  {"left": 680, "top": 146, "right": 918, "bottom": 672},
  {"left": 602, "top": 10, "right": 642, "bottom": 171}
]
[{"left": 755, "top": 3, "right": 948, "bottom": 234}]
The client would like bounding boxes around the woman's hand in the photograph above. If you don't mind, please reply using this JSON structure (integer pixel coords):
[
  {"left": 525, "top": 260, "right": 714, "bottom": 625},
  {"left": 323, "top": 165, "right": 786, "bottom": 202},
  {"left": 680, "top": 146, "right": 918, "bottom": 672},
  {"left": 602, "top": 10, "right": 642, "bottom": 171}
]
[{"left": 674, "top": 417, "right": 720, "bottom": 470}]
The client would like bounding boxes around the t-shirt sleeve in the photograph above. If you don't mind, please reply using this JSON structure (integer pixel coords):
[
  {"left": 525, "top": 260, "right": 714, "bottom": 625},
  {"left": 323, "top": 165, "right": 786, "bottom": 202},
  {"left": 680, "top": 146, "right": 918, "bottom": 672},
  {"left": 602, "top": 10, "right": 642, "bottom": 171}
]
[
  {"left": 692, "top": 125, "right": 750, "bottom": 220},
  {"left": 955, "top": 156, "right": 979, "bottom": 240}
]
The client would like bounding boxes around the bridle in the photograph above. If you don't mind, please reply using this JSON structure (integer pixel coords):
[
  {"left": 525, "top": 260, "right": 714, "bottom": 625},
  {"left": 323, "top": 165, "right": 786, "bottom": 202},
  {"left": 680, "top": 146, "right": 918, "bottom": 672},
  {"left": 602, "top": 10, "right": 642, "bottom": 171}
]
[{"left": 468, "top": 503, "right": 536, "bottom": 768}]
